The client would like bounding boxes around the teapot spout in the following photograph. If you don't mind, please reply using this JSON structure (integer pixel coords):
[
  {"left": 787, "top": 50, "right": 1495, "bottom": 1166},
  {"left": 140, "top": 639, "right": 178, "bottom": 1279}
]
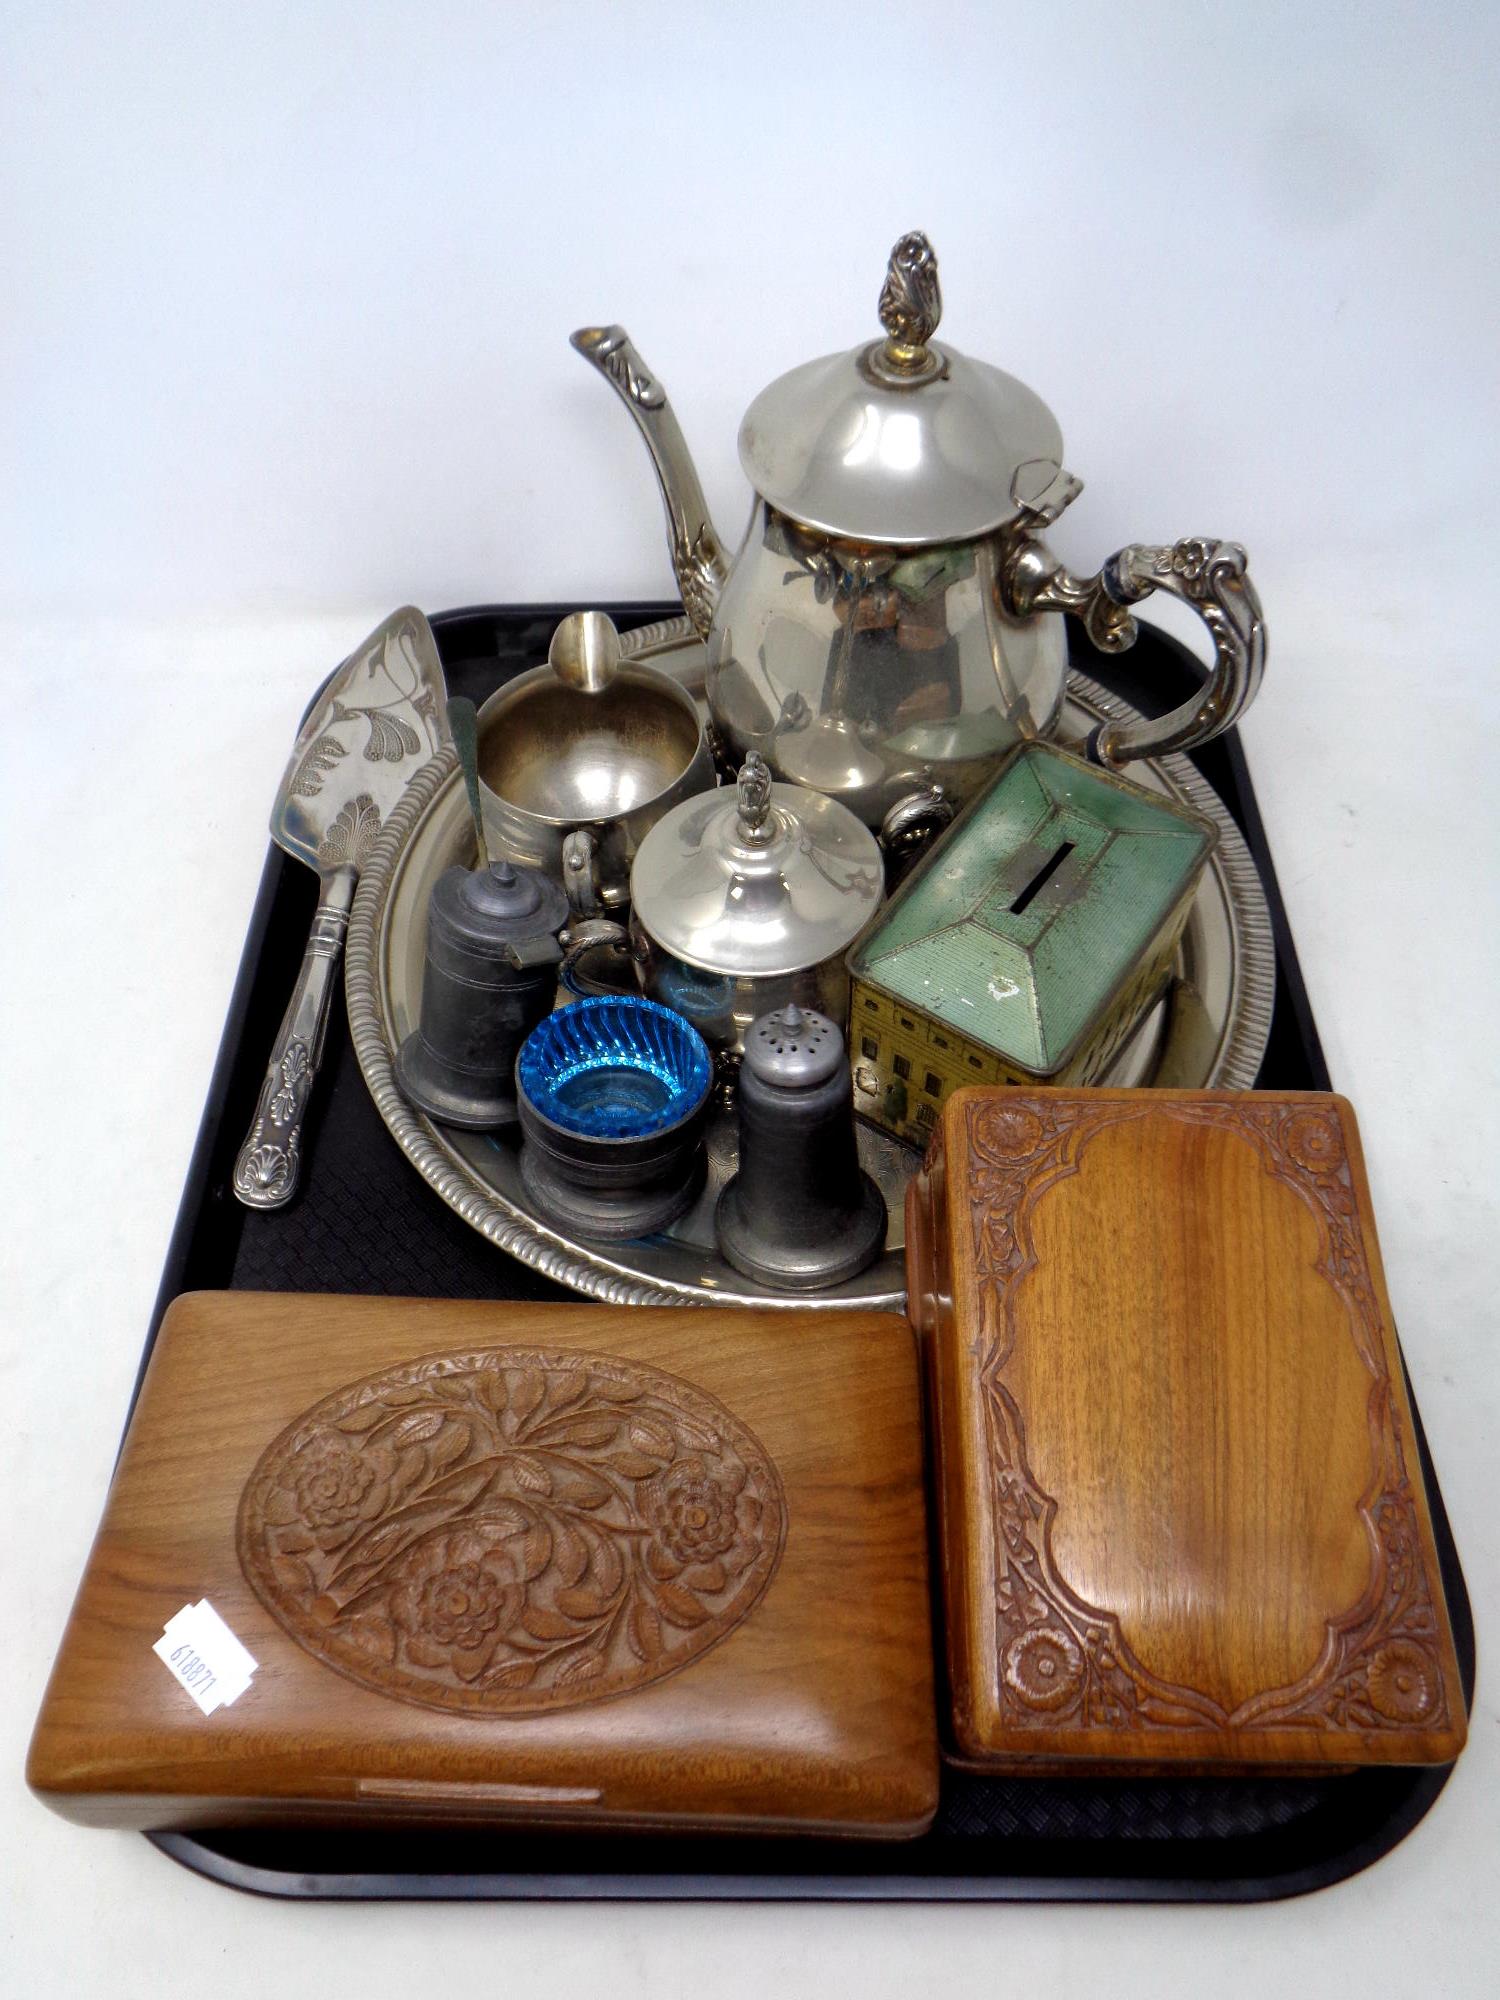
[{"left": 571, "top": 326, "right": 728, "bottom": 639}]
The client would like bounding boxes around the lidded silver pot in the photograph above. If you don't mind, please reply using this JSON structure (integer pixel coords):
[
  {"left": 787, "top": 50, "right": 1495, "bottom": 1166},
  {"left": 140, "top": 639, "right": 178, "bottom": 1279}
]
[{"left": 564, "top": 752, "right": 884, "bottom": 1059}]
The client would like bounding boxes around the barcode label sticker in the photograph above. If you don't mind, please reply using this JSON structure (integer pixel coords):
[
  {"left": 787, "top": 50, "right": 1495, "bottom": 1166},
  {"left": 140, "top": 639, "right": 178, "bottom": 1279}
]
[{"left": 152, "top": 1600, "right": 259, "bottom": 1716}]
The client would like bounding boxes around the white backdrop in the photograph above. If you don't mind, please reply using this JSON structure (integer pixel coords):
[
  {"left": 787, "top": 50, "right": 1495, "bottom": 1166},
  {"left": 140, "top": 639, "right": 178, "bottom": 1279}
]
[{"left": 3, "top": 3, "right": 1497, "bottom": 1995}]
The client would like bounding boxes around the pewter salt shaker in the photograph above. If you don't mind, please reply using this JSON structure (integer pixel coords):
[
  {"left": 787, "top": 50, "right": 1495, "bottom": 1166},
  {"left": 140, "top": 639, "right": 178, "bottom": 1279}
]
[
  {"left": 715, "top": 1003, "right": 886, "bottom": 1289},
  {"left": 395, "top": 858, "right": 568, "bottom": 1129}
]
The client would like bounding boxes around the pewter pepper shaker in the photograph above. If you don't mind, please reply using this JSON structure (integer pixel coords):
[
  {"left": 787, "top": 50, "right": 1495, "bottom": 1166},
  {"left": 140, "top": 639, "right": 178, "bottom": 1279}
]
[
  {"left": 395, "top": 858, "right": 569, "bottom": 1129},
  {"left": 715, "top": 1002, "right": 886, "bottom": 1289}
]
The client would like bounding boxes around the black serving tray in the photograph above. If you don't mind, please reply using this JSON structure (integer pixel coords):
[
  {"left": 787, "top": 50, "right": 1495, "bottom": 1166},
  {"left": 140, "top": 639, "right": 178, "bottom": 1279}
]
[{"left": 134, "top": 603, "right": 1473, "bottom": 1901}]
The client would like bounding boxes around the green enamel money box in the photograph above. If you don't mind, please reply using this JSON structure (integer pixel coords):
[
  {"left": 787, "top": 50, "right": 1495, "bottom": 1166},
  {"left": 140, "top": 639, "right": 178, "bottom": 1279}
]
[{"left": 847, "top": 743, "right": 1217, "bottom": 1145}]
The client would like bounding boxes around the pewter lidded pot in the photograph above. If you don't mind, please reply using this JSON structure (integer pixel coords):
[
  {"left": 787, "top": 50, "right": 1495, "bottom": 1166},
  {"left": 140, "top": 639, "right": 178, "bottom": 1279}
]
[
  {"left": 394, "top": 857, "right": 568, "bottom": 1129},
  {"left": 573, "top": 232, "right": 1266, "bottom": 835}
]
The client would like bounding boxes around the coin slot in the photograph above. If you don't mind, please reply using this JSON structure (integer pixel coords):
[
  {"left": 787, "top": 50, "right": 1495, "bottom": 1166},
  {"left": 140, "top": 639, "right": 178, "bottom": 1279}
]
[{"left": 1009, "top": 841, "right": 1076, "bottom": 915}]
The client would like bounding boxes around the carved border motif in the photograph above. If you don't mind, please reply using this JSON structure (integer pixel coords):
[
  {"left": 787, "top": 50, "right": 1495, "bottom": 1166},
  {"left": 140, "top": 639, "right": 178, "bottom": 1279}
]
[
  {"left": 964, "top": 1095, "right": 1451, "bottom": 1740},
  {"left": 238, "top": 1346, "right": 787, "bottom": 1717}
]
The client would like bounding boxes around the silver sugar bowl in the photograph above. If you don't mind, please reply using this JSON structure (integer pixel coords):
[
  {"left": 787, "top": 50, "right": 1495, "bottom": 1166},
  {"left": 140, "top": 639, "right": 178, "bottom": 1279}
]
[{"left": 565, "top": 752, "right": 884, "bottom": 1058}]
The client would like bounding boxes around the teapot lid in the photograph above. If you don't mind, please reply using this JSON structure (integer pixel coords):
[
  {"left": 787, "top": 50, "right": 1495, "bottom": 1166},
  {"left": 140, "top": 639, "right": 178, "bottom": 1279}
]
[
  {"left": 737, "top": 232, "right": 1071, "bottom": 547},
  {"left": 630, "top": 754, "right": 884, "bottom": 978}
]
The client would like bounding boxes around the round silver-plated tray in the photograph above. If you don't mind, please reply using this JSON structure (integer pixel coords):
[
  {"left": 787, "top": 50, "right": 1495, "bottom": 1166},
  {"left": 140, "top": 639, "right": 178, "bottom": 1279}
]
[{"left": 346, "top": 618, "right": 1275, "bottom": 1309}]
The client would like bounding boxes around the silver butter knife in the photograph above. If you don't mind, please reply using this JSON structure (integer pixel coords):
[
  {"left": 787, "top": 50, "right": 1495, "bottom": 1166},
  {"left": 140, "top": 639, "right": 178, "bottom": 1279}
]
[{"left": 232, "top": 606, "right": 450, "bottom": 1209}]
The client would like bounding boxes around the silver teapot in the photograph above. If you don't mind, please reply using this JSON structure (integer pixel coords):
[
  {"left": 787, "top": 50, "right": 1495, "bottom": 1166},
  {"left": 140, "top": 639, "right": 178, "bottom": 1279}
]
[{"left": 573, "top": 231, "right": 1265, "bottom": 836}]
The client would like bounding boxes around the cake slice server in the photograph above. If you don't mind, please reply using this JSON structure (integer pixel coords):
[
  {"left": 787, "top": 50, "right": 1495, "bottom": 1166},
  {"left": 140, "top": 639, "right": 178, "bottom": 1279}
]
[{"left": 231, "top": 607, "right": 450, "bottom": 1209}]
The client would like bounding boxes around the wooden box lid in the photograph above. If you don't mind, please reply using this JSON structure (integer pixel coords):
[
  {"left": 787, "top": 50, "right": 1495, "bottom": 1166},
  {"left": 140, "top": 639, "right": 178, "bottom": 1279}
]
[
  {"left": 906, "top": 1089, "right": 1467, "bottom": 1774},
  {"left": 29, "top": 1293, "right": 938, "bottom": 1837}
]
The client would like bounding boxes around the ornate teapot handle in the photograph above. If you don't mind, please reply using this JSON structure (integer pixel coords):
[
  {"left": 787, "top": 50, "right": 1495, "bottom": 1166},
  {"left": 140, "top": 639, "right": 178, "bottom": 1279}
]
[{"left": 1005, "top": 535, "right": 1266, "bottom": 767}]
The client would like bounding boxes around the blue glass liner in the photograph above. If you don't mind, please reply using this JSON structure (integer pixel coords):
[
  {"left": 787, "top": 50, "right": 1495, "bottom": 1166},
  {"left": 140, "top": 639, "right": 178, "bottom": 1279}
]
[{"left": 517, "top": 996, "right": 711, "bottom": 1141}]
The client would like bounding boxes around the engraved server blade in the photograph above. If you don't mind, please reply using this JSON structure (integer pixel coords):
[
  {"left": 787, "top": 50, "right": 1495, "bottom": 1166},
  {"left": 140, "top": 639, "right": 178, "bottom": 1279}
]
[{"left": 232, "top": 607, "right": 451, "bottom": 1210}]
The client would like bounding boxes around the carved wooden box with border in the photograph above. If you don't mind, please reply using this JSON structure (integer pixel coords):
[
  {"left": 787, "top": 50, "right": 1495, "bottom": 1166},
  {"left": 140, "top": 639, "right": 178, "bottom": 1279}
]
[
  {"left": 29, "top": 1293, "right": 938, "bottom": 1837},
  {"left": 905, "top": 1088, "right": 1467, "bottom": 1774}
]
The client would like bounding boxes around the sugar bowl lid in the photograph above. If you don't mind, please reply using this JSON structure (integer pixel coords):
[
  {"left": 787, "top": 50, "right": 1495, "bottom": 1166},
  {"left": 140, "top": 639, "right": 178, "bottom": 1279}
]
[
  {"left": 737, "top": 231, "right": 1071, "bottom": 548},
  {"left": 630, "top": 754, "right": 884, "bottom": 978}
]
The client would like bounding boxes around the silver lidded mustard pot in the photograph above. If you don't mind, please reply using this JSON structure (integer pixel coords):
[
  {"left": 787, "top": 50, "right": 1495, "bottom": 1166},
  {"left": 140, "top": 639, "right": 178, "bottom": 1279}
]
[{"left": 564, "top": 751, "right": 885, "bottom": 1060}]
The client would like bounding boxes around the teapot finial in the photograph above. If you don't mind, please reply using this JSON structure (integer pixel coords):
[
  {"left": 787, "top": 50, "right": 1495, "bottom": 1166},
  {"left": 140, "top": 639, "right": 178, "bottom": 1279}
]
[{"left": 878, "top": 232, "right": 942, "bottom": 377}]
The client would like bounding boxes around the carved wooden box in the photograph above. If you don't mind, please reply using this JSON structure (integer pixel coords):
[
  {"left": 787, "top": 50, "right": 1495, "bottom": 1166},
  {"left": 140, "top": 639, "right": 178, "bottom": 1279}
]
[
  {"left": 29, "top": 1293, "right": 938, "bottom": 1837},
  {"left": 906, "top": 1089, "right": 1467, "bottom": 1773}
]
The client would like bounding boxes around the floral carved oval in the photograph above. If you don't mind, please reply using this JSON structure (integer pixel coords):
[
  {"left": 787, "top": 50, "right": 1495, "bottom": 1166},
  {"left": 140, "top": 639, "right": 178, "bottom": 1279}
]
[{"left": 237, "top": 1347, "right": 787, "bottom": 1715}]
